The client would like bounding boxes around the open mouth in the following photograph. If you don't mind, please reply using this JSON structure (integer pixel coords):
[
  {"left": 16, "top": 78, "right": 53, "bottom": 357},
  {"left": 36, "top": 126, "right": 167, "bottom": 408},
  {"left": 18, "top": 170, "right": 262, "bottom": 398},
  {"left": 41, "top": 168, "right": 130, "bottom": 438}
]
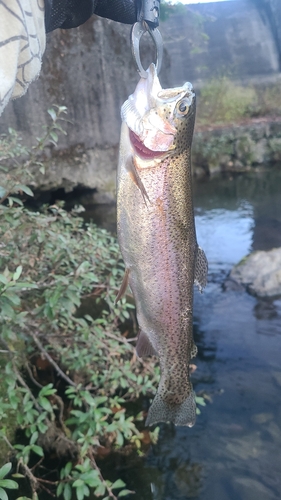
[{"left": 129, "top": 130, "right": 166, "bottom": 160}]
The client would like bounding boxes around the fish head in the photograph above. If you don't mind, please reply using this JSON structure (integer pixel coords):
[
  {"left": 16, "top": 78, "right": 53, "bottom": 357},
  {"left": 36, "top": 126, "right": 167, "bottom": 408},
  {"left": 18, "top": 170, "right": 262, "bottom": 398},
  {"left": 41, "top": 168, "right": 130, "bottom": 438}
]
[{"left": 121, "top": 64, "right": 195, "bottom": 161}]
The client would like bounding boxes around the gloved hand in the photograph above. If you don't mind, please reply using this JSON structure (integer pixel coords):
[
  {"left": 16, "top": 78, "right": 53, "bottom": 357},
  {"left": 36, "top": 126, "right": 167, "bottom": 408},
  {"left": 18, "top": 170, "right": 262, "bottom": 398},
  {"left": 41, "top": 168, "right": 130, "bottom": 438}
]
[{"left": 45, "top": 0, "right": 137, "bottom": 33}]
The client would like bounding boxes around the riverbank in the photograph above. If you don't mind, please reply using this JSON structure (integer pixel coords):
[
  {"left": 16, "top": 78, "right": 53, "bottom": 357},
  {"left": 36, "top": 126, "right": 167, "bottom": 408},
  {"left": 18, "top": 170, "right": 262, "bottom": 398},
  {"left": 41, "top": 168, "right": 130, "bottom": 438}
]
[{"left": 193, "top": 117, "right": 281, "bottom": 176}]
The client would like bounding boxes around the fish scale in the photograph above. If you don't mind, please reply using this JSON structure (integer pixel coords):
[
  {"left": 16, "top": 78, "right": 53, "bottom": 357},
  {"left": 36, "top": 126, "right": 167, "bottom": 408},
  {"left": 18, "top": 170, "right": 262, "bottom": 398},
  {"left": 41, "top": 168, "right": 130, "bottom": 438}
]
[{"left": 117, "top": 64, "right": 208, "bottom": 426}]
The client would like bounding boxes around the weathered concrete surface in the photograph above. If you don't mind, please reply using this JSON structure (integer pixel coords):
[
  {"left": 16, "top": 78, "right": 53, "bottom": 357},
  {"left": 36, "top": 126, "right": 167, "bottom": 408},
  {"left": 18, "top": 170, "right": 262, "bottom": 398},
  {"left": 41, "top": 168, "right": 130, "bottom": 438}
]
[
  {"left": 230, "top": 247, "right": 281, "bottom": 297},
  {"left": 0, "top": 1, "right": 281, "bottom": 199},
  {"left": 253, "top": 0, "right": 281, "bottom": 67},
  {"left": 30, "top": 144, "right": 119, "bottom": 203}
]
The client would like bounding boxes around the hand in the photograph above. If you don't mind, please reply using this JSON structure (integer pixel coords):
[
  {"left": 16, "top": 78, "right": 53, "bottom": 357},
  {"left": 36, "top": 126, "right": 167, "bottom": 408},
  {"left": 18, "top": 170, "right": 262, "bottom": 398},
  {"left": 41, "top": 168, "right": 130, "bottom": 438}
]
[{"left": 45, "top": 0, "right": 137, "bottom": 33}]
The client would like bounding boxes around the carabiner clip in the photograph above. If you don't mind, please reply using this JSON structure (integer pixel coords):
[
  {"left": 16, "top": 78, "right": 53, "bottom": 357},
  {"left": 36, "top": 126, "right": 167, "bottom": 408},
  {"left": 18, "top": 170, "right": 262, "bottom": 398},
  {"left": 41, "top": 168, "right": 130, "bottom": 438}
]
[{"left": 131, "top": 21, "right": 163, "bottom": 78}]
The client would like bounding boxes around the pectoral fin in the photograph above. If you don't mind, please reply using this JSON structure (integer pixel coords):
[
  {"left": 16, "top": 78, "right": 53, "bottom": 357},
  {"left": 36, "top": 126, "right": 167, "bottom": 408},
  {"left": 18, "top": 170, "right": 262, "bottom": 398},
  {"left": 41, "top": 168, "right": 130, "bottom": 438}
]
[
  {"left": 194, "top": 246, "right": 208, "bottom": 292},
  {"left": 115, "top": 268, "right": 130, "bottom": 303},
  {"left": 136, "top": 330, "right": 158, "bottom": 358},
  {"left": 125, "top": 156, "right": 150, "bottom": 205}
]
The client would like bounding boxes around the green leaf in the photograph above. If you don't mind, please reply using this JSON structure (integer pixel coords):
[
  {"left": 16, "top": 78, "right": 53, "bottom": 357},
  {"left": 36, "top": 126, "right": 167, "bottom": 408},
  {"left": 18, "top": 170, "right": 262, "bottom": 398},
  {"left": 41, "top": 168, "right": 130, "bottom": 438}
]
[
  {"left": 0, "top": 487, "right": 8, "bottom": 500},
  {"left": 15, "top": 497, "right": 33, "bottom": 500},
  {"left": 50, "top": 131, "right": 58, "bottom": 143},
  {"left": 94, "top": 483, "right": 106, "bottom": 496},
  {"left": 38, "top": 397, "right": 53, "bottom": 413},
  {"left": 8, "top": 196, "right": 23, "bottom": 206},
  {"left": 118, "top": 489, "right": 134, "bottom": 497},
  {"left": 73, "top": 479, "right": 83, "bottom": 488},
  {"left": 195, "top": 396, "right": 206, "bottom": 406},
  {"left": 0, "top": 274, "right": 8, "bottom": 285},
  {"left": 112, "top": 479, "right": 126, "bottom": 490},
  {"left": 56, "top": 482, "right": 63, "bottom": 497},
  {"left": 0, "top": 480, "right": 18, "bottom": 490},
  {"left": 76, "top": 484, "right": 85, "bottom": 500},
  {"left": 48, "top": 108, "right": 57, "bottom": 121},
  {"left": 15, "top": 185, "right": 34, "bottom": 197},
  {"left": 64, "top": 462, "right": 72, "bottom": 477},
  {"left": 29, "top": 431, "right": 39, "bottom": 445},
  {"left": 62, "top": 483, "right": 72, "bottom": 500},
  {"left": 39, "top": 384, "right": 56, "bottom": 397},
  {"left": 31, "top": 445, "right": 44, "bottom": 457},
  {"left": 0, "top": 464, "right": 12, "bottom": 480}
]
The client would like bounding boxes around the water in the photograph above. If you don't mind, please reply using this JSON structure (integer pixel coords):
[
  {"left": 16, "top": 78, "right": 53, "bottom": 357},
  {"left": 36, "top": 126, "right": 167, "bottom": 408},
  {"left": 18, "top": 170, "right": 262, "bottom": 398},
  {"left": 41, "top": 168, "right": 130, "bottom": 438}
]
[{"left": 97, "top": 168, "right": 281, "bottom": 500}]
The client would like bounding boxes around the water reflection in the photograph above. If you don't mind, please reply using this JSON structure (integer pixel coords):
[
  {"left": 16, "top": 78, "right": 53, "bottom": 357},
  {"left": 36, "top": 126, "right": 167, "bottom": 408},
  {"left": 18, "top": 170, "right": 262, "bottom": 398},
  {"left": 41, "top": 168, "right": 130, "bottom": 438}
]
[{"left": 195, "top": 203, "right": 254, "bottom": 268}]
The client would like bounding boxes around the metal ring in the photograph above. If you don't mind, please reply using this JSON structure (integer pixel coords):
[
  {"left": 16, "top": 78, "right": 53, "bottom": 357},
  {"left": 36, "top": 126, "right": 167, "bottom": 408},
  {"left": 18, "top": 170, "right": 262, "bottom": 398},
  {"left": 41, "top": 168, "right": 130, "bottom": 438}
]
[{"left": 131, "top": 22, "right": 163, "bottom": 78}]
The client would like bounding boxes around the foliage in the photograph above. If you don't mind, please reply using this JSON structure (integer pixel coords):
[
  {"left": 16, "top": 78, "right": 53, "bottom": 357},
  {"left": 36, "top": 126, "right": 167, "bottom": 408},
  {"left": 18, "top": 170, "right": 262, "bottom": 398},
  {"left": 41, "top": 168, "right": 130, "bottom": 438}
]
[
  {"left": 0, "top": 106, "right": 67, "bottom": 205},
  {"left": 192, "top": 131, "right": 234, "bottom": 172},
  {"left": 0, "top": 202, "right": 161, "bottom": 498},
  {"left": 197, "top": 77, "right": 256, "bottom": 126},
  {"left": 197, "top": 77, "right": 281, "bottom": 127},
  {"left": 0, "top": 108, "right": 158, "bottom": 500},
  {"left": 0, "top": 463, "right": 18, "bottom": 500},
  {"left": 253, "top": 83, "right": 281, "bottom": 118}
]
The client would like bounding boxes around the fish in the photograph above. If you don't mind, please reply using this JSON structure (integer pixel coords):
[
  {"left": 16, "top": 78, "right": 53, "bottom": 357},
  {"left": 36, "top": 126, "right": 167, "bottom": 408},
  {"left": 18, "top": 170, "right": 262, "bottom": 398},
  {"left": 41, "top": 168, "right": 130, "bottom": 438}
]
[{"left": 116, "top": 64, "right": 208, "bottom": 427}]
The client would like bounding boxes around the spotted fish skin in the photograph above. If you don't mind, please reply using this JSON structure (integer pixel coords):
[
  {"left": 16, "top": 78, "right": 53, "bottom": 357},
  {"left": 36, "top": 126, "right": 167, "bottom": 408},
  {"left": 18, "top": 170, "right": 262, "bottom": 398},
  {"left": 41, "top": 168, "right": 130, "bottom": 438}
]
[{"left": 117, "top": 64, "right": 208, "bottom": 427}]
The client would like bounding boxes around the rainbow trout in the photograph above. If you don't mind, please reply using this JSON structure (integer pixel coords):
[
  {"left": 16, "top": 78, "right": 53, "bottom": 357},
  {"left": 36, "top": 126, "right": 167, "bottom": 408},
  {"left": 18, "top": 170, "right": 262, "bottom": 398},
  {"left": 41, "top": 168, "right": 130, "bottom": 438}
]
[{"left": 116, "top": 64, "right": 208, "bottom": 426}]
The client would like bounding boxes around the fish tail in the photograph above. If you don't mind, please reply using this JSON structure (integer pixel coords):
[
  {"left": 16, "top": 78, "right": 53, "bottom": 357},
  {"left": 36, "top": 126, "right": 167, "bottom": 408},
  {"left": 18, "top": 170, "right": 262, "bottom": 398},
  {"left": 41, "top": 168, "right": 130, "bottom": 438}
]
[{"left": 145, "top": 390, "right": 196, "bottom": 427}]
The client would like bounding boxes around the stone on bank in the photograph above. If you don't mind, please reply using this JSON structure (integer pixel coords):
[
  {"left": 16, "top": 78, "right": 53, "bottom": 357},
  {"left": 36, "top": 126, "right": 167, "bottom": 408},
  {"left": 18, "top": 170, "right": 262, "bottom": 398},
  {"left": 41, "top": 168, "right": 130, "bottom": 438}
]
[{"left": 230, "top": 247, "right": 281, "bottom": 298}]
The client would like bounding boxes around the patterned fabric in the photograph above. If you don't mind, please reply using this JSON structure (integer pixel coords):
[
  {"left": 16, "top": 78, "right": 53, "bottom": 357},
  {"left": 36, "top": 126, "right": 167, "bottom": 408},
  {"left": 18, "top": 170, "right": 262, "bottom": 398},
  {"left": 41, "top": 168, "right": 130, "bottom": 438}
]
[{"left": 0, "top": 0, "right": 46, "bottom": 116}]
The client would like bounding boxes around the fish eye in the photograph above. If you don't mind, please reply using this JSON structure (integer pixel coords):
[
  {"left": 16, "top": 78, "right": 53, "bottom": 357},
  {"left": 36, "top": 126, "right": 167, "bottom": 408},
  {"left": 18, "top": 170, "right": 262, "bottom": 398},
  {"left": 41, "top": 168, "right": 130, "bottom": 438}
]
[
  {"left": 176, "top": 98, "right": 190, "bottom": 116},
  {"left": 179, "top": 102, "right": 187, "bottom": 113}
]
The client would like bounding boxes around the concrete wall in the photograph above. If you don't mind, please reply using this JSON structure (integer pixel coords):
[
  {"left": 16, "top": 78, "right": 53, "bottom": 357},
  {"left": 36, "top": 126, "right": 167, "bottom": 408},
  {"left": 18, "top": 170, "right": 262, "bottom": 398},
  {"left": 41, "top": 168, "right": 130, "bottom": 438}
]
[{"left": 0, "top": 0, "right": 280, "bottom": 197}]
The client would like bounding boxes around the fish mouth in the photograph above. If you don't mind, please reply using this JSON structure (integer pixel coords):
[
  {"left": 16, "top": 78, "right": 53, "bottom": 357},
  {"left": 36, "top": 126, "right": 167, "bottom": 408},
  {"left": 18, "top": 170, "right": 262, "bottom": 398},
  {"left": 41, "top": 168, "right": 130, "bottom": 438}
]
[{"left": 129, "top": 130, "right": 166, "bottom": 160}]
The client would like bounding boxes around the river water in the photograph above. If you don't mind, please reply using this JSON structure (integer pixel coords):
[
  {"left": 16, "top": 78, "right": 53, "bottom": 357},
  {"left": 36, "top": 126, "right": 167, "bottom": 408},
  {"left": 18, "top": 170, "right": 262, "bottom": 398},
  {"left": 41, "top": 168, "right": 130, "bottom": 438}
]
[{"left": 93, "top": 167, "right": 281, "bottom": 500}]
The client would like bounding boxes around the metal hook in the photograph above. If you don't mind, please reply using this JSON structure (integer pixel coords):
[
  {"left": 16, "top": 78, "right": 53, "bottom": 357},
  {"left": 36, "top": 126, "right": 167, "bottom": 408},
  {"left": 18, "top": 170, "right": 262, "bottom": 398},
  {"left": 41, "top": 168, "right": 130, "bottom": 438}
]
[{"left": 131, "top": 21, "right": 163, "bottom": 79}]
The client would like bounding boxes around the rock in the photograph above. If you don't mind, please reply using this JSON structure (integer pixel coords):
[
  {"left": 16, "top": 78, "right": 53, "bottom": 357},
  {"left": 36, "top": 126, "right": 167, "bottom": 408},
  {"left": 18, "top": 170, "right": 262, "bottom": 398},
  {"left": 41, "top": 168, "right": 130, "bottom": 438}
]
[{"left": 230, "top": 247, "right": 281, "bottom": 297}]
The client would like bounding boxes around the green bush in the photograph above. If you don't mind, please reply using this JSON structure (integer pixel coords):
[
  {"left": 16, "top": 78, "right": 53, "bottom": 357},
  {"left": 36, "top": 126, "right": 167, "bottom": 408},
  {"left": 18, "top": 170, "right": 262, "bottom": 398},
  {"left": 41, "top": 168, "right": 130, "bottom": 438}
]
[
  {"left": 0, "top": 203, "right": 162, "bottom": 499},
  {"left": 0, "top": 109, "right": 161, "bottom": 500},
  {"left": 197, "top": 77, "right": 256, "bottom": 126},
  {"left": 197, "top": 77, "right": 281, "bottom": 127}
]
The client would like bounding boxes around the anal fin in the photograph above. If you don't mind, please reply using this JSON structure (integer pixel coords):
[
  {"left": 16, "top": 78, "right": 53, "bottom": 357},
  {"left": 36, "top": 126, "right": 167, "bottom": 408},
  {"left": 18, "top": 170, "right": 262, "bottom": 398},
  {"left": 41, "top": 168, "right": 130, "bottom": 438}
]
[
  {"left": 136, "top": 330, "right": 158, "bottom": 358},
  {"left": 115, "top": 268, "right": 130, "bottom": 304},
  {"left": 194, "top": 246, "right": 208, "bottom": 292}
]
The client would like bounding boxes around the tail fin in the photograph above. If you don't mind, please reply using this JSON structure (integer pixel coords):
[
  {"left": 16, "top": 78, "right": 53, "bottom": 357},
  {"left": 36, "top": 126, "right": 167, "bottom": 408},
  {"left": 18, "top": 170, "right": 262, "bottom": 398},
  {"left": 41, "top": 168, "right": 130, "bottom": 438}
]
[{"left": 146, "top": 390, "right": 196, "bottom": 427}]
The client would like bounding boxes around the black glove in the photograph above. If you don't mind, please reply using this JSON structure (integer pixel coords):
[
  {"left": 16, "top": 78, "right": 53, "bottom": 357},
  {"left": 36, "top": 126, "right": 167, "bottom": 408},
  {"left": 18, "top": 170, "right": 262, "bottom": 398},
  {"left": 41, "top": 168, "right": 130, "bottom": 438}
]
[{"left": 45, "top": 0, "right": 137, "bottom": 33}]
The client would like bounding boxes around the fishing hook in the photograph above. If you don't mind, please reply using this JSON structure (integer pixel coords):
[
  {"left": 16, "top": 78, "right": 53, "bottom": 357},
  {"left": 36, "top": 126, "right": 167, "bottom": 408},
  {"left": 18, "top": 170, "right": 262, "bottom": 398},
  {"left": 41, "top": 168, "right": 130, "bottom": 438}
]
[{"left": 131, "top": 0, "right": 163, "bottom": 78}]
